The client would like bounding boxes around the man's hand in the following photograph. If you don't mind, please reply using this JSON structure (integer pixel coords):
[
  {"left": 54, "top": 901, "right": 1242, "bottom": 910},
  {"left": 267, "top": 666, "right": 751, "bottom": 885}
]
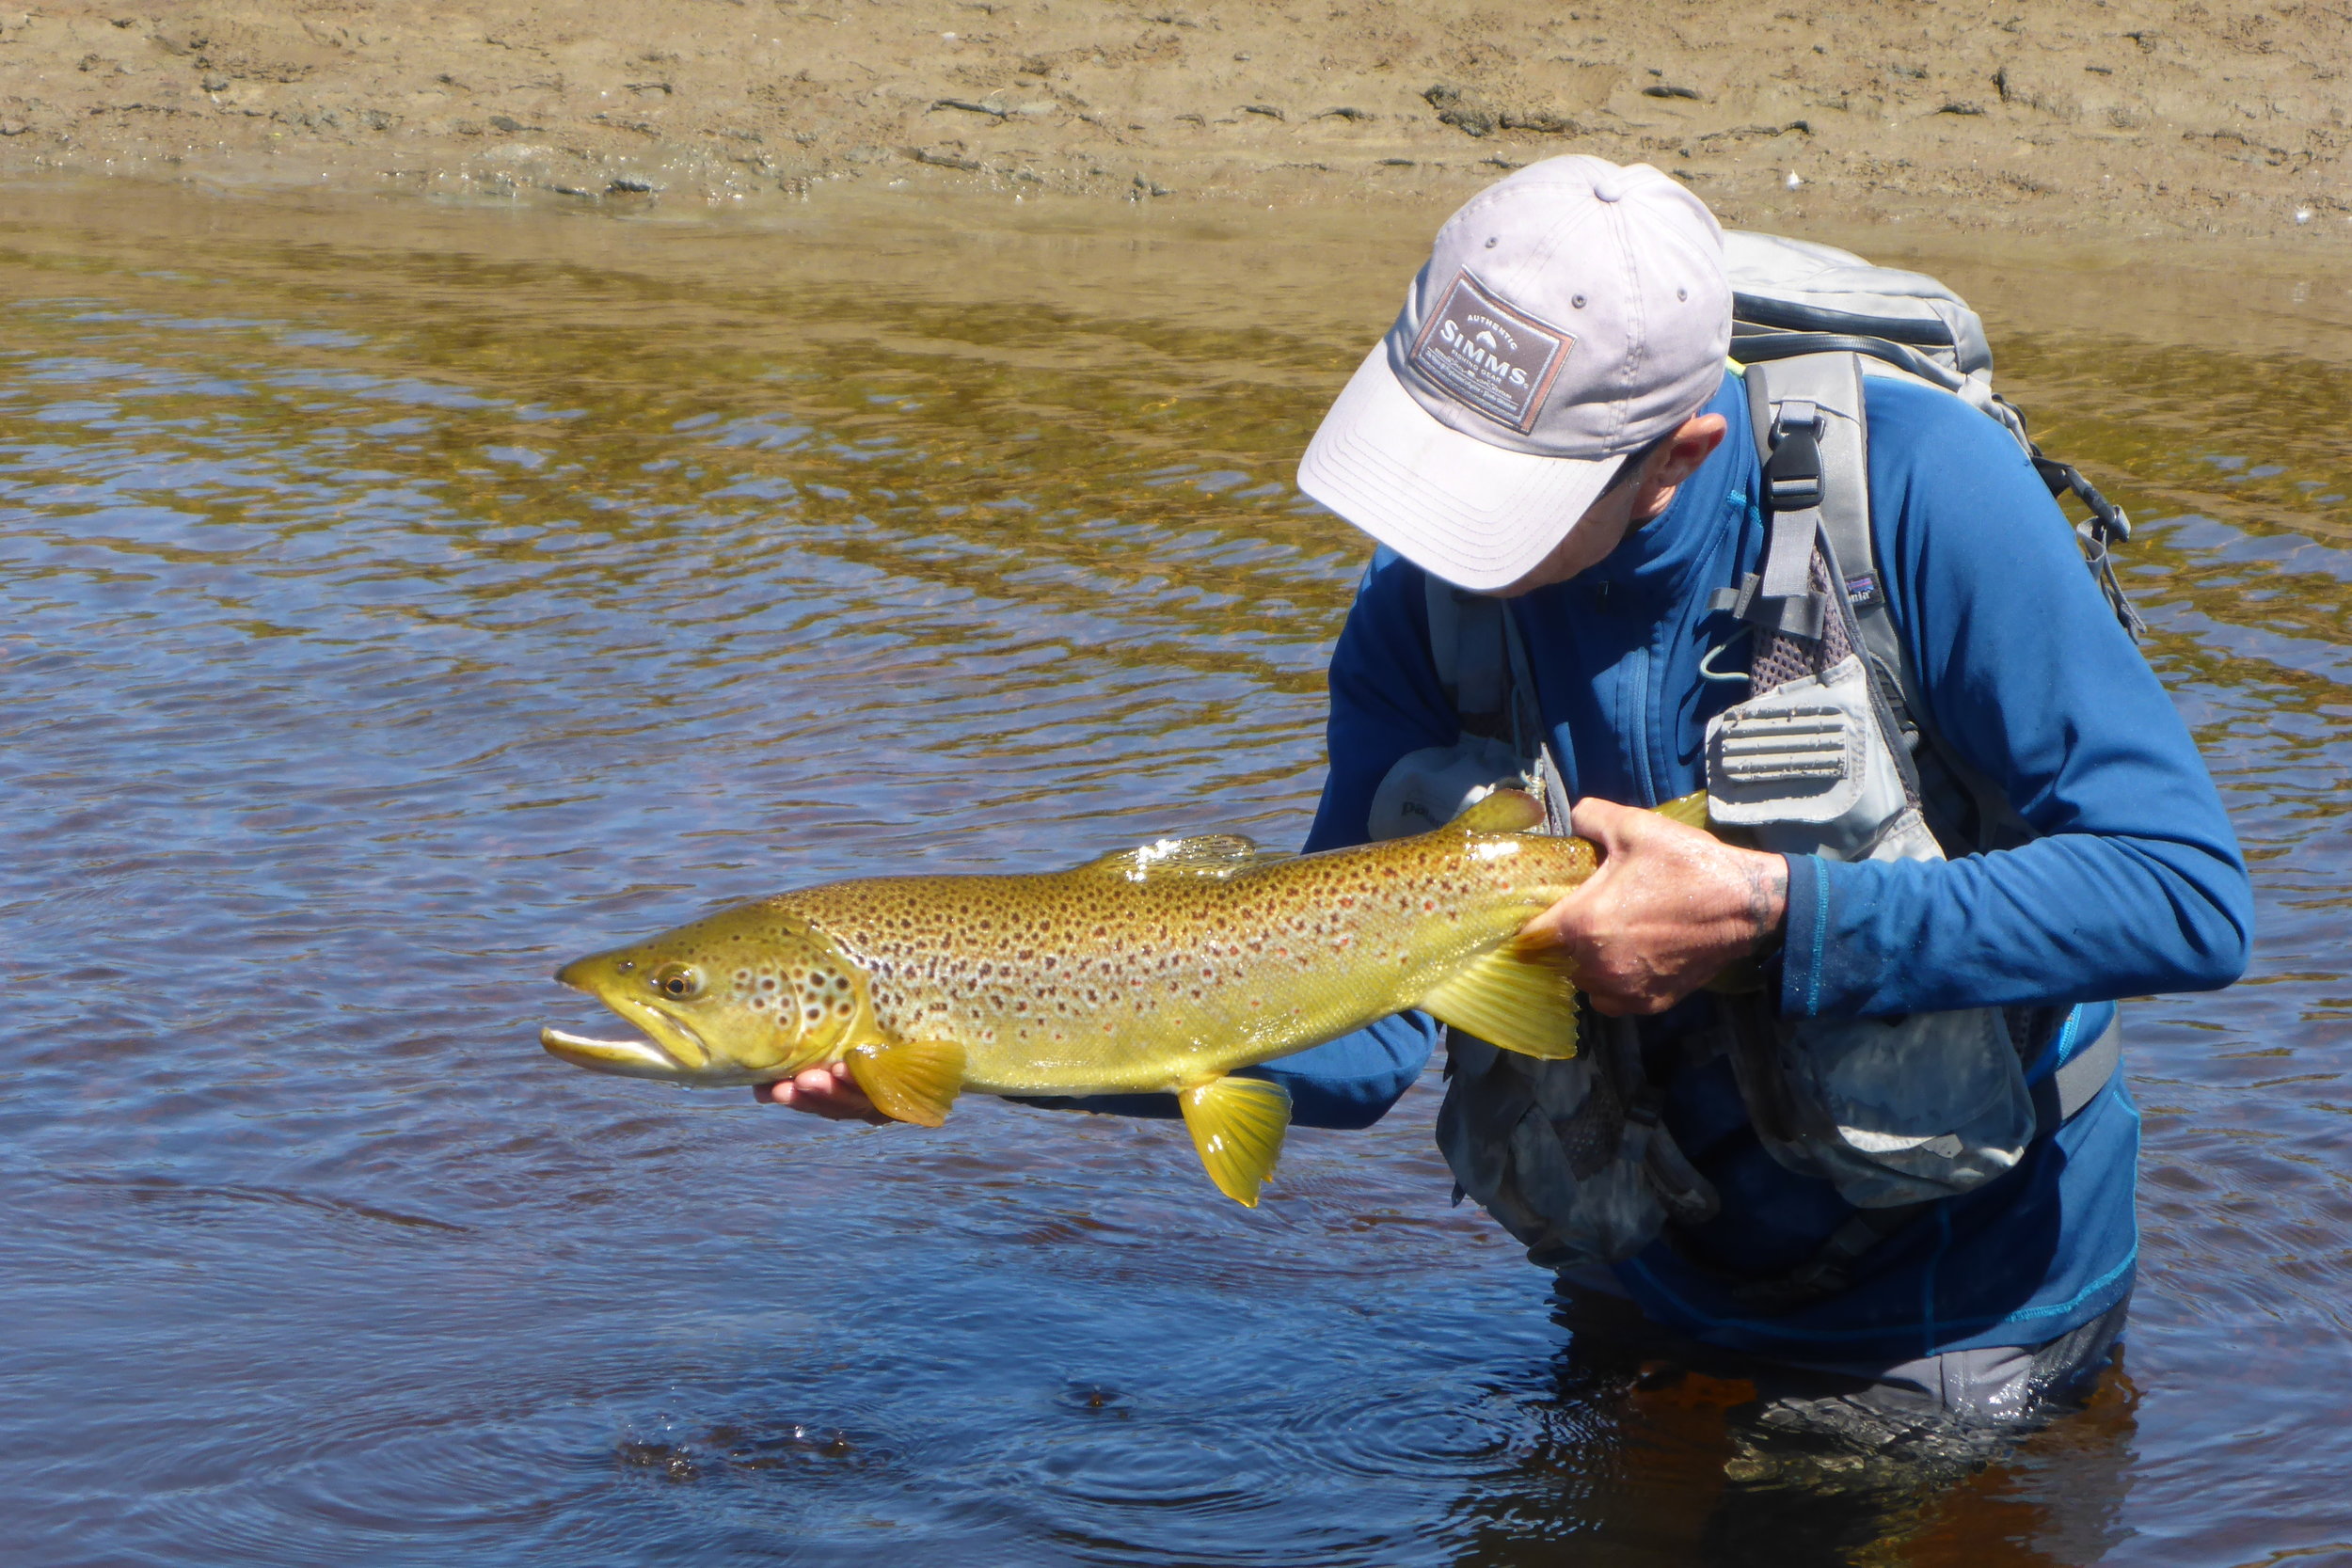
[
  {"left": 1517, "top": 798, "right": 1788, "bottom": 1017},
  {"left": 753, "top": 1062, "right": 893, "bottom": 1124}
]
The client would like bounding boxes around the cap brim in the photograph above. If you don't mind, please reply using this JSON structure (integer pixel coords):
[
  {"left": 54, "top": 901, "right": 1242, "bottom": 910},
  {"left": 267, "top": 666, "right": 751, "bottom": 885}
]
[{"left": 1296, "top": 345, "right": 1620, "bottom": 592}]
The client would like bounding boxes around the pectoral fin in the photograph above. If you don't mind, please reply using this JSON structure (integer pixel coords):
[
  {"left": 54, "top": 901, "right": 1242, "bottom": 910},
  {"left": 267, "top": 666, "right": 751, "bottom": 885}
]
[
  {"left": 1178, "top": 1074, "right": 1291, "bottom": 1208},
  {"left": 845, "top": 1037, "right": 966, "bottom": 1127},
  {"left": 1420, "top": 947, "right": 1581, "bottom": 1061}
]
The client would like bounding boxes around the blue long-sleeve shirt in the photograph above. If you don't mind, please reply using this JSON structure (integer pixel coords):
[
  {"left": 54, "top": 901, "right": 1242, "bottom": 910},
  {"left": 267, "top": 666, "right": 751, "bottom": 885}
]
[{"left": 1257, "top": 368, "right": 2249, "bottom": 1358}]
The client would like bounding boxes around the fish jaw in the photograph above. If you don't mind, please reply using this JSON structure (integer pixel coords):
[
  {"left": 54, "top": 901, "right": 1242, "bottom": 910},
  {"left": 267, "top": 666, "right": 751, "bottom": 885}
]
[
  {"left": 545, "top": 954, "right": 790, "bottom": 1087},
  {"left": 538, "top": 1025, "right": 783, "bottom": 1085},
  {"left": 543, "top": 1024, "right": 707, "bottom": 1082}
]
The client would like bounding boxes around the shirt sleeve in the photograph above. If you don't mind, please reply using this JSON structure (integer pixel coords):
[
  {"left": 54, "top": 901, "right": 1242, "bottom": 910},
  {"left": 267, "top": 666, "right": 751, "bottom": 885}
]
[{"left": 1777, "top": 379, "right": 2253, "bottom": 1018}]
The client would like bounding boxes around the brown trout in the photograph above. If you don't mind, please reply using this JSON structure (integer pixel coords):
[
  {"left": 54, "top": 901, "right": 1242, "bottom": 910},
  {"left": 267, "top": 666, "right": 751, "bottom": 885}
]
[{"left": 543, "top": 789, "right": 1704, "bottom": 1205}]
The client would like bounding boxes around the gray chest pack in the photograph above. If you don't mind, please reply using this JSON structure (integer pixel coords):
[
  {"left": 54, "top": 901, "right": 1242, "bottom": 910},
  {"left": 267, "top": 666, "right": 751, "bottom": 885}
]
[{"left": 1378, "top": 231, "right": 2133, "bottom": 1301}]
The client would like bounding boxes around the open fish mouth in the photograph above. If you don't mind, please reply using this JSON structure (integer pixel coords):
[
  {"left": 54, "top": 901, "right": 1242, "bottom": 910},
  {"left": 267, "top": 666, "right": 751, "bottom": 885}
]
[
  {"left": 538, "top": 1024, "right": 702, "bottom": 1081},
  {"left": 537, "top": 1019, "right": 786, "bottom": 1086}
]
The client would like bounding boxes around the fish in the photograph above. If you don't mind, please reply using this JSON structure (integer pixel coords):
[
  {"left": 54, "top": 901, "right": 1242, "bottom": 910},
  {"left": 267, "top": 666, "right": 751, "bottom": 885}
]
[{"left": 543, "top": 788, "right": 1708, "bottom": 1206}]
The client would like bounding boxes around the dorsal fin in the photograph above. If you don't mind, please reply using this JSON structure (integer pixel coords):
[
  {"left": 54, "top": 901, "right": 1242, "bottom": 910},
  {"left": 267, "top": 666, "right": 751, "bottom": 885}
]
[
  {"left": 1446, "top": 788, "right": 1545, "bottom": 835},
  {"left": 1077, "top": 834, "right": 1287, "bottom": 882}
]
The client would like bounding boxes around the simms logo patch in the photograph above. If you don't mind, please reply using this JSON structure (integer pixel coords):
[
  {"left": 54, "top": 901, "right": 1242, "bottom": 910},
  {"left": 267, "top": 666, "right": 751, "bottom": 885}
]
[{"left": 1406, "top": 271, "right": 1573, "bottom": 434}]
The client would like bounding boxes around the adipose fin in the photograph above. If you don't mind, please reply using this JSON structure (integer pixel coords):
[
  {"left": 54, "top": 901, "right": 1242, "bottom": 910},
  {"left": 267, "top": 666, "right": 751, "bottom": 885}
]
[{"left": 1445, "top": 788, "right": 1546, "bottom": 834}]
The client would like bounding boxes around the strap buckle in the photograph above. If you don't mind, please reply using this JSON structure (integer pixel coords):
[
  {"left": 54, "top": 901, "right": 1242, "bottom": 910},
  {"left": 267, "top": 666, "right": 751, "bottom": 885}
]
[{"left": 1765, "top": 400, "right": 1825, "bottom": 512}]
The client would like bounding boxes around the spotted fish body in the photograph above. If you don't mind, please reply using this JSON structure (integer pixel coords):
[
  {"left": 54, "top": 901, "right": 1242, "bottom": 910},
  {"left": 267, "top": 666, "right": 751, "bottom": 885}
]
[
  {"left": 769, "top": 817, "right": 1596, "bottom": 1098},
  {"left": 543, "top": 791, "right": 1674, "bottom": 1205}
]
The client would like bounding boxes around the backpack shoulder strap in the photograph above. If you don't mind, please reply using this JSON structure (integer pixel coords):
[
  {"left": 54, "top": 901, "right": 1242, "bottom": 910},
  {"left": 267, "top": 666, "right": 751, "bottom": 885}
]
[
  {"left": 1736, "top": 355, "right": 2041, "bottom": 852},
  {"left": 1737, "top": 354, "right": 1907, "bottom": 685}
]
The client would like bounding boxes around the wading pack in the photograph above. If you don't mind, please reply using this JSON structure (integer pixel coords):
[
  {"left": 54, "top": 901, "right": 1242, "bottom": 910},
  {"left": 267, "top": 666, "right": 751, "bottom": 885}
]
[{"left": 1378, "top": 231, "right": 2134, "bottom": 1301}]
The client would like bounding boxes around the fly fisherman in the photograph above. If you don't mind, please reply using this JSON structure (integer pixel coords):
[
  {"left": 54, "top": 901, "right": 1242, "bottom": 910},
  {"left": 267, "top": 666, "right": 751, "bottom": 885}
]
[{"left": 766, "top": 157, "right": 2250, "bottom": 1442}]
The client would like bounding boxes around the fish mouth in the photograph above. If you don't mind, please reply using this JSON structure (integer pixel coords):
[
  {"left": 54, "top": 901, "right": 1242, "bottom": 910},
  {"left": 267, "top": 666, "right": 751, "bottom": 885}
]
[
  {"left": 545, "top": 955, "right": 794, "bottom": 1087},
  {"left": 546, "top": 955, "right": 722, "bottom": 1083},
  {"left": 538, "top": 1016, "right": 786, "bottom": 1087},
  {"left": 539, "top": 1024, "right": 707, "bottom": 1082}
]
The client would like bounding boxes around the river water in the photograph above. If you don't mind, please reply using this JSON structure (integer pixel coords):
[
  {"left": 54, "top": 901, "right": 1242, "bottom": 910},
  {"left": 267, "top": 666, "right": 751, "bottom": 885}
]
[{"left": 2, "top": 182, "right": 2346, "bottom": 1568}]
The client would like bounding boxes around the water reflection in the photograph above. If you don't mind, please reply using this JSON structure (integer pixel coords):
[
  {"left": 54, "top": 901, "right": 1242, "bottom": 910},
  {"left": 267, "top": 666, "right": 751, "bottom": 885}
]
[{"left": 1, "top": 181, "right": 2348, "bottom": 1565}]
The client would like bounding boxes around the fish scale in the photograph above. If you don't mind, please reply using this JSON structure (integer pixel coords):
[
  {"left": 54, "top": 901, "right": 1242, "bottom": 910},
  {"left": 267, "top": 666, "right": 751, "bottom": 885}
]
[{"left": 541, "top": 789, "right": 1671, "bottom": 1205}]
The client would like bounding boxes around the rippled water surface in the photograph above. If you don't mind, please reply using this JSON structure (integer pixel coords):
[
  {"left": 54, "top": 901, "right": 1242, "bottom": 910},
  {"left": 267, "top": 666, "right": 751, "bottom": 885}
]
[{"left": 4, "top": 182, "right": 2348, "bottom": 1567}]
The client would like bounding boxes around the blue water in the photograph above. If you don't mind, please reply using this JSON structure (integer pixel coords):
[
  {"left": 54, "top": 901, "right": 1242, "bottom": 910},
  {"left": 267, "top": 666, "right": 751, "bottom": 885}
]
[{"left": 2, "top": 182, "right": 2347, "bottom": 1566}]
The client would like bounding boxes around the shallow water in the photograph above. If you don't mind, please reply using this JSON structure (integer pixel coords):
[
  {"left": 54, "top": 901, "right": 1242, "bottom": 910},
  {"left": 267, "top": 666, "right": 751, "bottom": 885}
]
[{"left": 2, "top": 182, "right": 2347, "bottom": 1568}]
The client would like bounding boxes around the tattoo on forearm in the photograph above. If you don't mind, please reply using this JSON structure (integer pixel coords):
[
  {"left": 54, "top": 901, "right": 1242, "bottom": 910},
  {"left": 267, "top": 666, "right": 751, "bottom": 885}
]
[{"left": 1743, "top": 858, "right": 1787, "bottom": 946}]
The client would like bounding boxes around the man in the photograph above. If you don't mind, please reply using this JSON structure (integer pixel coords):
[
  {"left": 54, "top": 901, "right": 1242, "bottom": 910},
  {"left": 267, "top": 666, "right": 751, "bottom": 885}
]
[{"left": 767, "top": 157, "right": 2250, "bottom": 1435}]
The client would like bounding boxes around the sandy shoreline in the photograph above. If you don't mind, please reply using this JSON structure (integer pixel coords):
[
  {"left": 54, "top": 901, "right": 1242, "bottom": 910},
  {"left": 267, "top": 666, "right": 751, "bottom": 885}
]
[{"left": 1, "top": 1, "right": 2346, "bottom": 243}]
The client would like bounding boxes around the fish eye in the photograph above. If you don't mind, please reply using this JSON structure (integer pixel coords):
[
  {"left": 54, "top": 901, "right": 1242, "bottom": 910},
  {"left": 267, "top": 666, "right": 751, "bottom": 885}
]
[{"left": 651, "top": 963, "right": 705, "bottom": 1001}]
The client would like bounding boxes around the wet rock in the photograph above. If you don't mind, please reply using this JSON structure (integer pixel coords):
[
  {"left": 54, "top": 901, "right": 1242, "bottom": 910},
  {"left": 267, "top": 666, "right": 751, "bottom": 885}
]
[
  {"left": 1422, "top": 82, "right": 1494, "bottom": 137},
  {"left": 1500, "top": 109, "right": 1587, "bottom": 135},
  {"left": 615, "top": 1440, "right": 698, "bottom": 1483},
  {"left": 1994, "top": 62, "right": 2081, "bottom": 120}
]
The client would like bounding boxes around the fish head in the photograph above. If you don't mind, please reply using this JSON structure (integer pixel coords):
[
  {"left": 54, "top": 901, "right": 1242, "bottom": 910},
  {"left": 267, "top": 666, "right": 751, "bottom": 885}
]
[{"left": 542, "top": 901, "right": 867, "bottom": 1086}]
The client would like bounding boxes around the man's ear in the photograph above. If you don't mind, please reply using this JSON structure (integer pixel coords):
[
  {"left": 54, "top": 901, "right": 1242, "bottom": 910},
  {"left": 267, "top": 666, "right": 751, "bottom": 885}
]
[{"left": 1631, "top": 413, "right": 1728, "bottom": 521}]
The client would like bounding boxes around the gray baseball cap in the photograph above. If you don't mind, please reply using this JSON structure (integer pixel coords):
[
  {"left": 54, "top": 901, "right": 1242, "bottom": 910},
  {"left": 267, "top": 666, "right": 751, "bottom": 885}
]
[{"left": 1297, "top": 156, "right": 1732, "bottom": 591}]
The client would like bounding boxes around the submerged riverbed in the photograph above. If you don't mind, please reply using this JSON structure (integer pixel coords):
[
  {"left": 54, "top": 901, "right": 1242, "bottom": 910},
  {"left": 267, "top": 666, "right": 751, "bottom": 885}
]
[{"left": 2, "top": 181, "right": 2348, "bottom": 1567}]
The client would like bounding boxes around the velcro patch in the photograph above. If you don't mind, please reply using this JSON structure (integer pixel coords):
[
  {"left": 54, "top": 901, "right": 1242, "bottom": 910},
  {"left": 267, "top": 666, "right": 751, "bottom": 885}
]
[{"left": 1407, "top": 270, "right": 1574, "bottom": 434}]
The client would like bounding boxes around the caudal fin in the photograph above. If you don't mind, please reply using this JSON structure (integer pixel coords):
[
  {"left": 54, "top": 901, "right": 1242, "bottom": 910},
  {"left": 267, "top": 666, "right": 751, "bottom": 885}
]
[
  {"left": 1653, "top": 790, "right": 1711, "bottom": 831},
  {"left": 1420, "top": 947, "right": 1581, "bottom": 1061},
  {"left": 1179, "top": 1074, "right": 1292, "bottom": 1207}
]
